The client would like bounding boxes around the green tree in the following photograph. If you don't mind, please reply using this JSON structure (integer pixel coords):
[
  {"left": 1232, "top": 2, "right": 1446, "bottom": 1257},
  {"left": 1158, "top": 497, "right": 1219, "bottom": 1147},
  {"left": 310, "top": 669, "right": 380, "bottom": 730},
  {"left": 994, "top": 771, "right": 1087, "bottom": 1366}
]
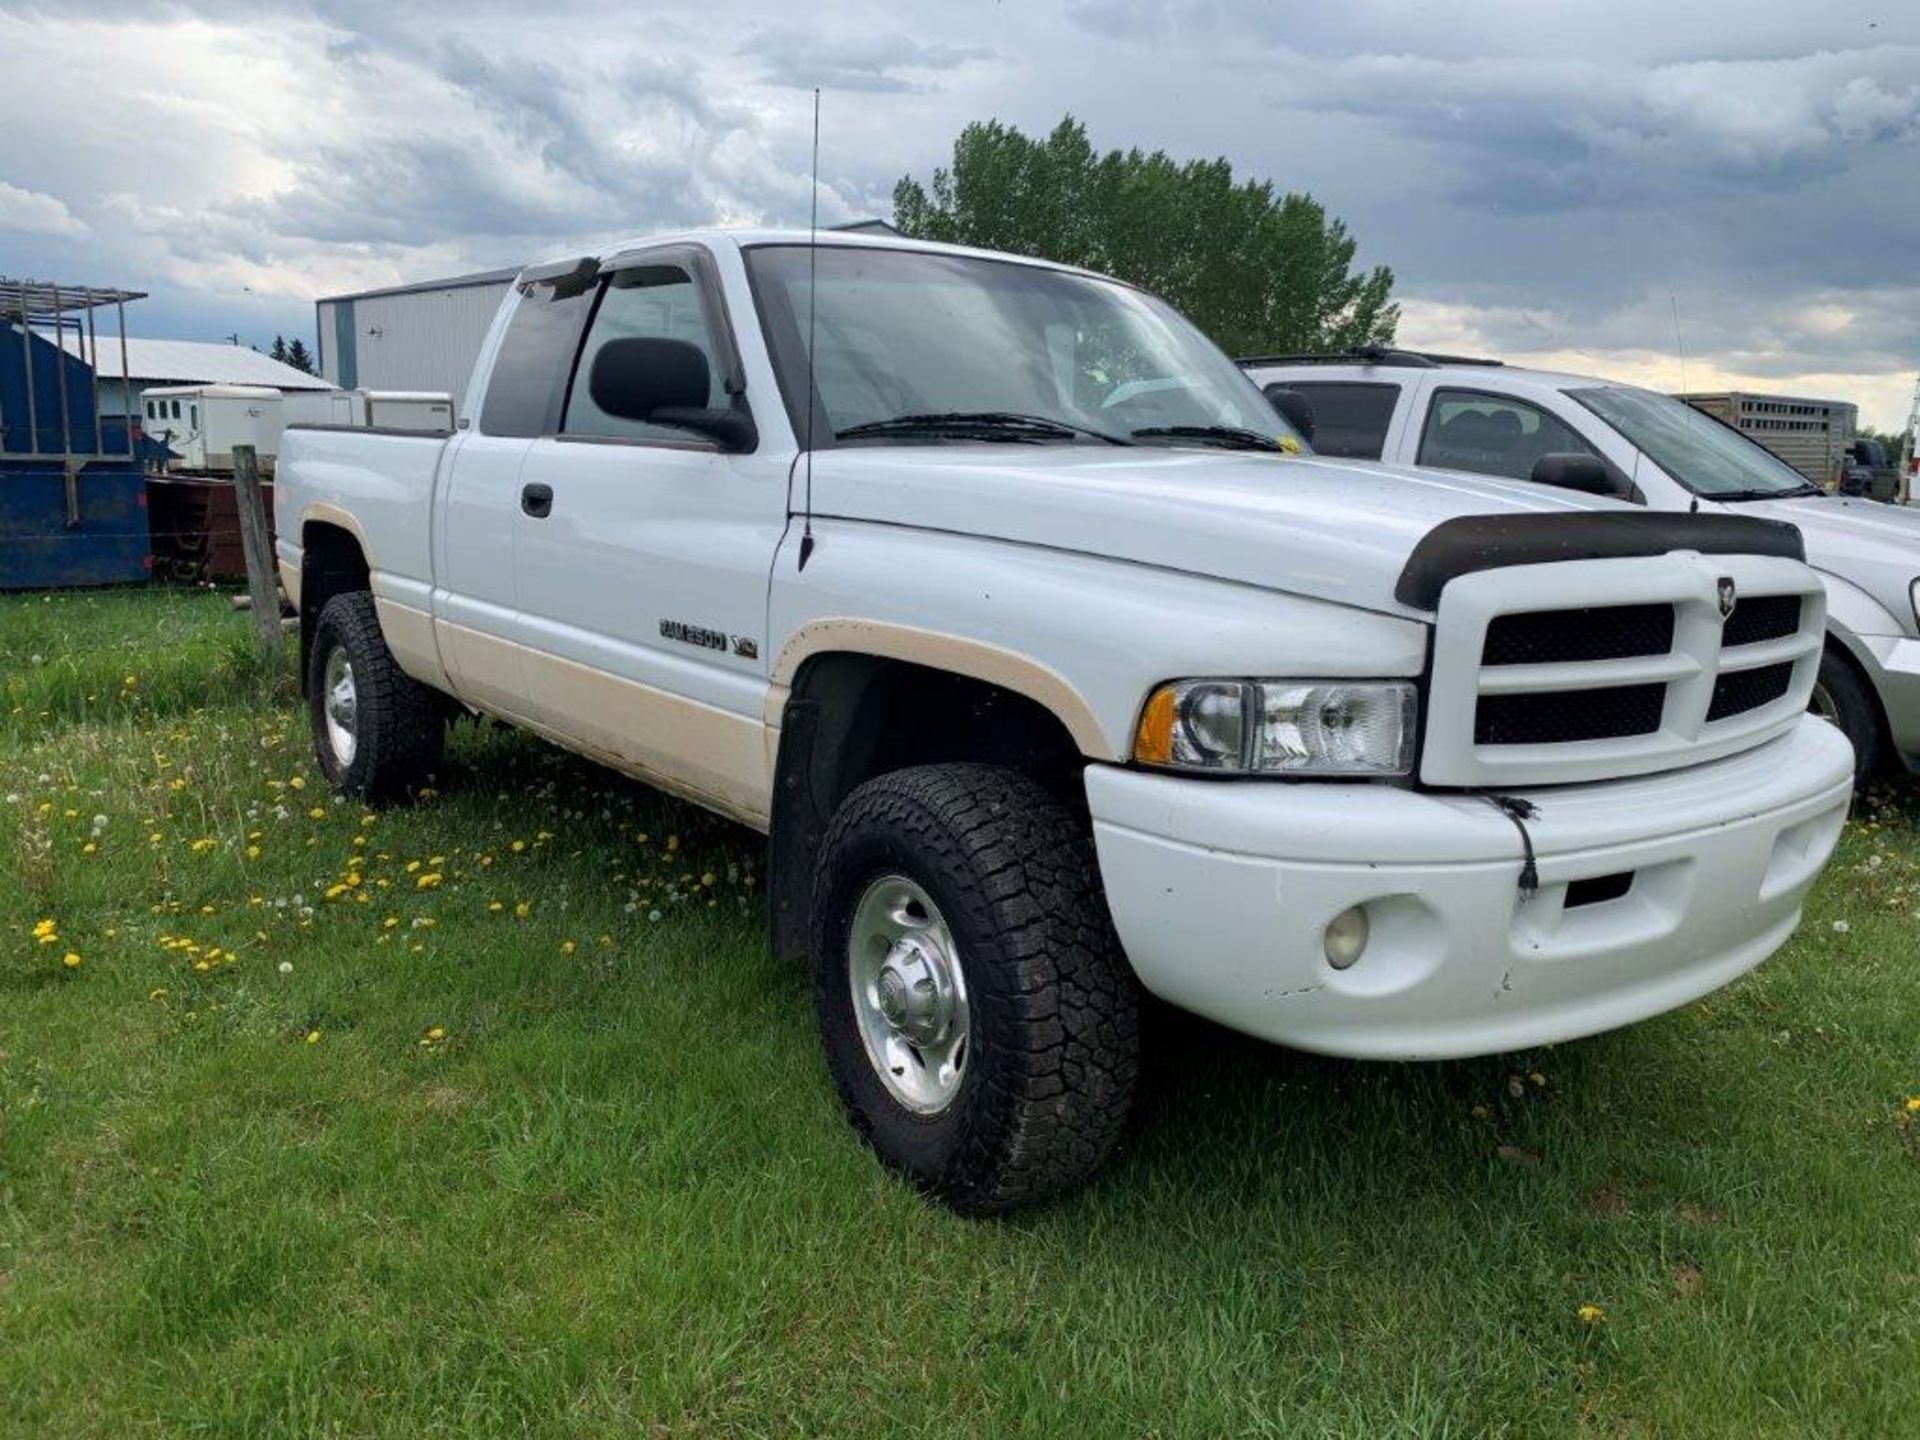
[
  {"left": 285, "top": 337, "right": 316, "bottom": 375},
  {"left": 270, "top": 335, "right": 289, "bottom": 365},
  {"left": 893, "top": 116, "right": 1397, "bottom": 358}
]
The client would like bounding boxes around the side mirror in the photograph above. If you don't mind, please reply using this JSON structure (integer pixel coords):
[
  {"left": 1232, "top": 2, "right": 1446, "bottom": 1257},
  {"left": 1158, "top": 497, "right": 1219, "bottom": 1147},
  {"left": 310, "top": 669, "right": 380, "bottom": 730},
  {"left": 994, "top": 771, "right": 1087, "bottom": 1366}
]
[
  {"left": 1531, "top": 452, "right": 1627, "bottom": 499},
  {"left": 588, "top": 336, "right": 756, "bottom": 451},
  {"left": 1262, "top": 384, "right": 1315, "bottom": 444}
]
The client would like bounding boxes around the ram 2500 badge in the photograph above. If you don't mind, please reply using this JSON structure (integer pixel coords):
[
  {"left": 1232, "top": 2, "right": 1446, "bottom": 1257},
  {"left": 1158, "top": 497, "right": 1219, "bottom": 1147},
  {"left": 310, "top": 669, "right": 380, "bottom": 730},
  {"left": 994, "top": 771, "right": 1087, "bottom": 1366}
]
[{"left": 275, "top": 231, "right": 1853, "bottom": 1213}]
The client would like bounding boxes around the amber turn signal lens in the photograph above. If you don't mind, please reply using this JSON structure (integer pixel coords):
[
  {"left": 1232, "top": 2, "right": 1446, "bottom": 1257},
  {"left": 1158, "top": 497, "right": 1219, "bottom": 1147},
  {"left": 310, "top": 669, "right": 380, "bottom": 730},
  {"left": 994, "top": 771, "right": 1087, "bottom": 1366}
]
[{"left": 1134, "top": 686, "right": 1176, "bottom": 765}]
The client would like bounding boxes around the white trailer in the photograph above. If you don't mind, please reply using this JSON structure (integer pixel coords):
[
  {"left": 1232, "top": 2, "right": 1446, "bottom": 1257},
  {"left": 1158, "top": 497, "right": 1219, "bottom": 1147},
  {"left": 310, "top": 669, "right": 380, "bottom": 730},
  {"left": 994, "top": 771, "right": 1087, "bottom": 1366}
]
[{"left": 141, "top": 384, "right": 281, "bottom": 472}]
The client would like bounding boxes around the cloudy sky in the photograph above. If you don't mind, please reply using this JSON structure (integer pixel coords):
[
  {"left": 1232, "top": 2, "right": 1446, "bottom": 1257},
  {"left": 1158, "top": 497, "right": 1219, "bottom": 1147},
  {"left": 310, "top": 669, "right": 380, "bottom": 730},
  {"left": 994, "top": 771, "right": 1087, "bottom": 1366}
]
[{"left": 2, "top": 0, "right": 1916, "bottom": 427}]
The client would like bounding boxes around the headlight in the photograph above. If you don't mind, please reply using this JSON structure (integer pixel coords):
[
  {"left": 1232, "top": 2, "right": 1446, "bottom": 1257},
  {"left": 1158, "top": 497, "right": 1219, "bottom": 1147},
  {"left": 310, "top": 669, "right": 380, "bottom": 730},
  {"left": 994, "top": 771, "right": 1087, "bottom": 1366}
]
[{"left": 1134, "top": 679, "right": 1417, "bottom": 776}]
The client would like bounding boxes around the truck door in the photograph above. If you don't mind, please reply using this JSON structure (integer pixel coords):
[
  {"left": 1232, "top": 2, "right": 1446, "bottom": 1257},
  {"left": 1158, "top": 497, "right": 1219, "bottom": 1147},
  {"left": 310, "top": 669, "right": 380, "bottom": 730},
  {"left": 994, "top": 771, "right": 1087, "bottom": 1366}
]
[
  {"left": 433, "top": 272, "right": 595, "bottom": 721},
  {"left": 508, "top": 245, "right": 787, "bottom": 826}
]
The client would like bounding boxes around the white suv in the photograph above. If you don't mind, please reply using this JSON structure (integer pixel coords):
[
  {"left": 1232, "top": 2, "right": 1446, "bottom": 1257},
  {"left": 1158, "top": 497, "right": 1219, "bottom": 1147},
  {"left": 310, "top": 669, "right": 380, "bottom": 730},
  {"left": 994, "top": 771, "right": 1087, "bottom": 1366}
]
[{"left": 1245, "top": 349, "right": 1920, "bottom": 784}]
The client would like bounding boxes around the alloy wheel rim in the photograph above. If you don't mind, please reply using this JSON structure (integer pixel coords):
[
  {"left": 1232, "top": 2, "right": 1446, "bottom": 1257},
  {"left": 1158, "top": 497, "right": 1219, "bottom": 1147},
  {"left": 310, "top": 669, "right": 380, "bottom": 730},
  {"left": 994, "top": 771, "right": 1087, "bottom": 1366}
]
[
  {"left": 322, "top": 645, "right": 358, "bottom": 769},
  {"left": 847, "top": 874, "right": 970, "bottom": 1115}
]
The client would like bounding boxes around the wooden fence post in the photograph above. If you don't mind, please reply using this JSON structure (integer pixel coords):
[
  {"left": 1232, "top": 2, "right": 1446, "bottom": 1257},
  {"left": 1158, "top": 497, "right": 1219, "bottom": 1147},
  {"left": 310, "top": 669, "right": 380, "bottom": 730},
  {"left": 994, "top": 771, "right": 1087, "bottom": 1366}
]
[{"left": 231, "top": 444, "right": 283, "bottom": 656}]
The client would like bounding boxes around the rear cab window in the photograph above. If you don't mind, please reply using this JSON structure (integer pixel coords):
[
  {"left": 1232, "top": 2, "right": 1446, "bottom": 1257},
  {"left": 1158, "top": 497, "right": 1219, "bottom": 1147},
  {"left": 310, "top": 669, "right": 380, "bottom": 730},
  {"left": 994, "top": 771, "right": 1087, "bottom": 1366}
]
[
  {"left": 478, "top": 279, "right": 597, "bottom": 438},
  {"left": 1268, "top": 381, "right": 1400, "bottom": 460}
]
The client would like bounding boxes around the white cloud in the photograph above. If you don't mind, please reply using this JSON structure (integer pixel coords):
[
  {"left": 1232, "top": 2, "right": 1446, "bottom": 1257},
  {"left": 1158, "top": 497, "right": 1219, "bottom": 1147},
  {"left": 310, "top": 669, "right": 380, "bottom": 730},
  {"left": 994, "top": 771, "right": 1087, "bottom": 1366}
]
[{"left": 0, "top": 179, "right": 88, "bottom": 237}]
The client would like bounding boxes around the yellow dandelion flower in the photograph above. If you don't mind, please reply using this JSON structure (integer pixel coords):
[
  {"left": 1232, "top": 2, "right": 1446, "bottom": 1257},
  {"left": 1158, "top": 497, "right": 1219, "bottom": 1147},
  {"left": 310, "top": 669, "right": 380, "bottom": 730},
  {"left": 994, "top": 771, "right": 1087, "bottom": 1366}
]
[
  {"left": 510, "top": 839, "right": 526, "bottom": 853},
  {"left": 700, "top": 872, "right": 716, "bottom": 887},
  {"left": 289, "top": 776, "right": 306, "bottom": 790},
  {"left": 190, "top": 837, "right": 217, "bottom": 853},
  {"left": 81, "top": 841, "right": 98, "bottom": 855},
  {"left": 33, "top": 917, "right": 56, "bottom": 937},
  {"left": 305, "top": 1029, "right": 322, "bottom": 1045},
  {"left": 149, "top": 988, "right": 168, "bottom": 1001},
  {"left": 416, "top": 872, "right": 443, "bottom": 890},
  {"left": 246, "top": 845, "right": 261, "bottom": 860},
  {"left": 1905, "top": 1096, "right": 1920, "bottom": 1114},
  {"left": 514, "top": 901, "right": 531, "bottom": 919},
  {"left": 1577, "top": 1304, "right": 1605, "bottom": 1325},
  {"left": 560, "top": 939, "right": 576, "bottom": 955},
  {"left": 487, "top": 900, "right": 504, "bottom": 913},
  {"left": 62, "top": 951, "right": 82, "bottom": 969}
]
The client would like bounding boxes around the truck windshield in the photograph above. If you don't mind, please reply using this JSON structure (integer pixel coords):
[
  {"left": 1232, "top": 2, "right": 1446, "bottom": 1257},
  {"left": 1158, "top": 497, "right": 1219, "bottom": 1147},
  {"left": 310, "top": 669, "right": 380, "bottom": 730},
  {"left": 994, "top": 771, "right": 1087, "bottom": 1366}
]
[
  {"left": 1569, "top": 386, "right": 1820, "bottom": 500},
  {"left": 745, "top": 244, "right": 1303, "bottom": 452}
]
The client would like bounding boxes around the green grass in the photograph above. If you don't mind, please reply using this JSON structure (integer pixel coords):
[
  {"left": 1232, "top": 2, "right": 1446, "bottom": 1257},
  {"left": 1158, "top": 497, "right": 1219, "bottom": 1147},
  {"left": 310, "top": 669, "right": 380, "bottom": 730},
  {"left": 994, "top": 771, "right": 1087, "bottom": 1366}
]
[{"left": 2, "top": 585, "right": 1917, "bottom": 1438}]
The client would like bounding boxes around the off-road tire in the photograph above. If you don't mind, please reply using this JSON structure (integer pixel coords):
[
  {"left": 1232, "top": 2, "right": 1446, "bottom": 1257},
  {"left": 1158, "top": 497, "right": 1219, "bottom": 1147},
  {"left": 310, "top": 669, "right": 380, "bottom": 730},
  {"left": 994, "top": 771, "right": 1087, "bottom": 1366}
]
[
  {"left": 811, "top": 763, "right": 1141, "bottom": 1215},
  {"left": 308, "top": 590, "right": 444, "bottom": 802},
  {"left": 1813, "top": 647, "right": 1886, "bottom": 787}
]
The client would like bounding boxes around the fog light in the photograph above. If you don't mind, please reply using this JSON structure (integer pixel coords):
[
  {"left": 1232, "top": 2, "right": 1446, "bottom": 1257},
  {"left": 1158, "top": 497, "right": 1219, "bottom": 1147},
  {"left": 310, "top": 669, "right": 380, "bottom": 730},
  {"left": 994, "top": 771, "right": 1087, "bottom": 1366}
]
[{"left": 1323, "top": 905, "right": 1370, "bottom": 970}]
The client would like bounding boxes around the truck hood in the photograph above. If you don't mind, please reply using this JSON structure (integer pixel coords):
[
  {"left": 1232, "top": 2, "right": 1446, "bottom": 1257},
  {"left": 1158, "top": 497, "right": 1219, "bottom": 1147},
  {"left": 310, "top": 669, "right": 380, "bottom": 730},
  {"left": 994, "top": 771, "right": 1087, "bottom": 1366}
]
[
  {"left": 1736, "top": 493, "right": 1920, "bottom": 630},
  {"left": 811, "top": 445, "right": 1620, "bottom": 616}
]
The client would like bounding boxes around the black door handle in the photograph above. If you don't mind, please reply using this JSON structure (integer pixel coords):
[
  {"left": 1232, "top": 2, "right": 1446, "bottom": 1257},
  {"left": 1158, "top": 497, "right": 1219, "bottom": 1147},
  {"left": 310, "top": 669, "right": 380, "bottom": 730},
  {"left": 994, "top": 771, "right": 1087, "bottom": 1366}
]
[{"left": 521, "top": 482, "right": 553, "bottom": 518}]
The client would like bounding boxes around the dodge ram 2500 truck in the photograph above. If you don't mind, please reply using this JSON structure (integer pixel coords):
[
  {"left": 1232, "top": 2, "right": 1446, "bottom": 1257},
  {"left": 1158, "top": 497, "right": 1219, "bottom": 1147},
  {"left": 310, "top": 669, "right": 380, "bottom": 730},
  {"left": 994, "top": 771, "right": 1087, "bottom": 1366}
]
[{"left": 276, "top": 231, "right": 1854, "bottom": 1214}]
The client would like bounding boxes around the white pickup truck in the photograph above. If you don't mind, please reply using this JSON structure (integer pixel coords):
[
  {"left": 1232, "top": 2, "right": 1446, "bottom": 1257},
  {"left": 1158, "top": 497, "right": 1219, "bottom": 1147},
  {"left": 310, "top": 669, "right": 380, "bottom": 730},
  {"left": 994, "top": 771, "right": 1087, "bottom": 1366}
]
[{"left": 276, "top": 230, "right": 1854, "bottom": 1213}]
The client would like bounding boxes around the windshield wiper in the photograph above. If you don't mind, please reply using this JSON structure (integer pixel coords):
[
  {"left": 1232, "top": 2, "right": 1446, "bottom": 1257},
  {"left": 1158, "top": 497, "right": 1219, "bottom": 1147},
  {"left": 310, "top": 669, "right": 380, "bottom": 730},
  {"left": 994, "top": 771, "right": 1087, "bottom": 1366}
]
[
  {"left": 834, "top": 412, "right": 1133, "bottom": 446},
  {"left": 1709, "top": 483, "right": 1822, "bottom": 502},
  {"left": 1131, "top": 424, "right": 1283, "bottom": 452}
]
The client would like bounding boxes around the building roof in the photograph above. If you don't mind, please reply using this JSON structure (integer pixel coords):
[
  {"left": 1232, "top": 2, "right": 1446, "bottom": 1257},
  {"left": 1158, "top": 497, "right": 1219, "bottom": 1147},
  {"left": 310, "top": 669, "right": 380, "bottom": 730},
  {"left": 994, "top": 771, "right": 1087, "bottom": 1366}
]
[
  {"left": 48, "top": 334, "right": 335, "bottom": 390},
  {"left": 317, "top": 266, "right": 520, "bottom": 305}
]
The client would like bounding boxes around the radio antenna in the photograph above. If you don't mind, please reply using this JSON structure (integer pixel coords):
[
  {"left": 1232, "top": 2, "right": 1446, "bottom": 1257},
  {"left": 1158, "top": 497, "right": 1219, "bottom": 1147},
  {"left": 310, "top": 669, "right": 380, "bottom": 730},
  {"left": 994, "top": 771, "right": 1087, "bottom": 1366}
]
[
  {"left": 797, "top": 87, "right": 821, "bottom": 572},
  {"left": 1671, "top": 293, "right": 1702, "bottom": 513}
]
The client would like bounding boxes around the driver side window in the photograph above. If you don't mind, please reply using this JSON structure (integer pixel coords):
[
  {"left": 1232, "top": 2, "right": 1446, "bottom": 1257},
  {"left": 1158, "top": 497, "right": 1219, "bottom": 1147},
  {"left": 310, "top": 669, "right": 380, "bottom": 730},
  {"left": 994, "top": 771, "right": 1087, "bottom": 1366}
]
[
  {"left": 565, "top": 265, "right": 725, "bottom": 443},
  {"left": 1419, "top": 389, "right": 1596, "bottom": 482}
]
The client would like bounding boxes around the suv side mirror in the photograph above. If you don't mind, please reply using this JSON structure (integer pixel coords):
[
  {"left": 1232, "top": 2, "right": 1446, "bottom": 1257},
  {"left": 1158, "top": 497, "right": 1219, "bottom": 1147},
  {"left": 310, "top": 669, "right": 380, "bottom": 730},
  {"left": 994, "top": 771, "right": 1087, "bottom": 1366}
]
[
  {"left": 588, "top": 336, "right": 757, "bottom": 451},
  {"left": 1531, "top": 451, "right": 1627, "bottom": 499},
  {"left": 1262, "top": 384, "right": 1315, "bottom": 444}
]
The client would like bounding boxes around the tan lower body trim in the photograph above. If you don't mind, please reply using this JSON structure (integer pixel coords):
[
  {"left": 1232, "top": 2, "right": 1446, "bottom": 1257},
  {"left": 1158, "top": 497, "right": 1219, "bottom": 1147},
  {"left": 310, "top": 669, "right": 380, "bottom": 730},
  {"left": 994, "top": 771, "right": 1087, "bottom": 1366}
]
[
  {"left": 374, "top": 597, "right": 449, "bottom": 691},
  {"left": 434, "top": 619, "right": 773, "bottom": 831}
]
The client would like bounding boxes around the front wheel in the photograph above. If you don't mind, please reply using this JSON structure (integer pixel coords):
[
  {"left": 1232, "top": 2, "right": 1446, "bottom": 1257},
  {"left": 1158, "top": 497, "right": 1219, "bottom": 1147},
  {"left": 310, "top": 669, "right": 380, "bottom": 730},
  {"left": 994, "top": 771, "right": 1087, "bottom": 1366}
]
[
  {"left": 810, "top": 764, "right": 1141, "bottom": 1215},
  {"left": 308, "top": 591, "right": 444, "bottom": 801},
  {"left": 1810, "top": 648, "right": 1886, "bottom": 788}
]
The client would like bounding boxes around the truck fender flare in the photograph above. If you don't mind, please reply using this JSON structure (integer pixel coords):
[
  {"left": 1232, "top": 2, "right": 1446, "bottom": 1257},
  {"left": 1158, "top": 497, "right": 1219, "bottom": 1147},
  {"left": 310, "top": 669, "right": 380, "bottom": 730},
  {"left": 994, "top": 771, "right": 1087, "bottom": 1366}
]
[
  {"left": 1815, "top": 569, "right": 1904, "bottom": 662},
  {"left": 767, "top": 619, "right": 1114, "bottom": 760}
]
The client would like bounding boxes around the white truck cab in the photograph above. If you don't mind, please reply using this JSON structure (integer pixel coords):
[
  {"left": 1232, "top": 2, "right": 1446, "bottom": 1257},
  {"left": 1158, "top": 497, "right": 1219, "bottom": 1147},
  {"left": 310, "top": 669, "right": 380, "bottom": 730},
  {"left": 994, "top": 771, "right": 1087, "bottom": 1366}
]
[
  {"left": 1246, "top": 349, "right": 1920, "bottom": 784},
  {"left": 274, "top": 233, "right": 1852, "bottom": 1212}
]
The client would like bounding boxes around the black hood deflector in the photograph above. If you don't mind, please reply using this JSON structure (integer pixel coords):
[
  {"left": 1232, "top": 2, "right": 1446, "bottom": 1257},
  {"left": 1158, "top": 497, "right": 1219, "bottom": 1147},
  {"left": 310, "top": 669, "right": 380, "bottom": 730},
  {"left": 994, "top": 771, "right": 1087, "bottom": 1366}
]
[{"left": 1395, "top": 512, "right": 1806, "bottom": 611}]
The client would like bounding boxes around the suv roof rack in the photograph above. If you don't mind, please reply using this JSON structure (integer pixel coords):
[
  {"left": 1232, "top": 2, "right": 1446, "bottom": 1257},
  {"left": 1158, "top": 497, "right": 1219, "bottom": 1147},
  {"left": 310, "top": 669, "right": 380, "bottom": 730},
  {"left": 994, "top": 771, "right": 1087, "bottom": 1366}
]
[{"left": 1236, "top": 345, "right": 1506, "bottom": 371}]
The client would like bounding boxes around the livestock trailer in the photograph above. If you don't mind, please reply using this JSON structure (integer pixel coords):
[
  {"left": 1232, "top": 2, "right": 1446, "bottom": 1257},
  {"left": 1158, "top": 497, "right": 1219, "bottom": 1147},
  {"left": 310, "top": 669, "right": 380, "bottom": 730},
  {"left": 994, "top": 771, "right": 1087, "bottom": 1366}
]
[
  {"left": 141, "top": 384, "right": 283, "bottom": 473},
  {"left": 1678, "top": 391, "right": 1858, "bottom": 489},
  {"left": 1, "top": 277, "right": 149, "bottom": 589}
]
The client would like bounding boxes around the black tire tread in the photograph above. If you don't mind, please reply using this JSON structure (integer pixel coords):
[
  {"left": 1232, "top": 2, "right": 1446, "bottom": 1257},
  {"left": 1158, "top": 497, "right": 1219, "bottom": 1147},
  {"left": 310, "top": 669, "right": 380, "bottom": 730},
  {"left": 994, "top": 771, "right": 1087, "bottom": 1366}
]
[
  {"left": 1817, "top": 645, "right": 1887, "bottom": 787},
  {"left": 310, "top": 591, "right": 443, "bottom": 802},
  {"left": 812, "top": 763, "right": 1140, "bottom": 1215}
]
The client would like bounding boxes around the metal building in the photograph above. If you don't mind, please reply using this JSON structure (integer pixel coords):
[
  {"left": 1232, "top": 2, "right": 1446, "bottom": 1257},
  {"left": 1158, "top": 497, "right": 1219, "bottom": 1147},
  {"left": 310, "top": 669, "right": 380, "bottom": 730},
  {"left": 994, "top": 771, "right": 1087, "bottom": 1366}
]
[
  {"left": 49, "top": 335, "right": 332, "bottom": 420},
  {"left": 315, "top": 267, "right": 516, "bottom": 412}
]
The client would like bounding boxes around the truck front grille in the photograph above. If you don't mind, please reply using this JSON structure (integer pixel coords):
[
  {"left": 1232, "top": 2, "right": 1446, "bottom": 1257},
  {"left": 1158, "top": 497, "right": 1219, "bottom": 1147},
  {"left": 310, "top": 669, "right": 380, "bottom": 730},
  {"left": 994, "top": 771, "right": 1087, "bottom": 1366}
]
[
  {"left": 1420, "top": 554, "right": 1825, "bottom": 788},
  {"left": 1707, "top": 661, "right": 1795, "bottom": 722},
  {"left": 1475, "top": 684, "right": 1666, "bottom": 745},
  {"left": 1722, "top": 594, "right": 1801, "bottom": 647},
  {"left": 1481, "top": 603, "right": 1675, "bottom": 666}
]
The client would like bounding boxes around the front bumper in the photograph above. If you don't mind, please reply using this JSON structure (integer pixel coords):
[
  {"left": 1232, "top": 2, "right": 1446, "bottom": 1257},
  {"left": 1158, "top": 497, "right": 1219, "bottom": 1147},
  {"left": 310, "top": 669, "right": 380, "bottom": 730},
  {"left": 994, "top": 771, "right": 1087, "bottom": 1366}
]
[{"left": 1086, "top": 717, "right": 1853, "bottom": 1060}]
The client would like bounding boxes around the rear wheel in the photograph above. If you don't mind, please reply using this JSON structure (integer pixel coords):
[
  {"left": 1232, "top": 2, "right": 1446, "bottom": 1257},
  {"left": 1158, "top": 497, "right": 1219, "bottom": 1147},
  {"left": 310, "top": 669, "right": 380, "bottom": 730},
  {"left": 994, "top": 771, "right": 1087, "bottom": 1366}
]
[
  {"left": 1810, "top": 647, "right": 1886, "bottom": 788},
  {"left": 810, "top": 763, "right": 1140, "bottom": 1215},
  {"left": 308, "top": 591, "right": 444, "bottom": 801}
]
